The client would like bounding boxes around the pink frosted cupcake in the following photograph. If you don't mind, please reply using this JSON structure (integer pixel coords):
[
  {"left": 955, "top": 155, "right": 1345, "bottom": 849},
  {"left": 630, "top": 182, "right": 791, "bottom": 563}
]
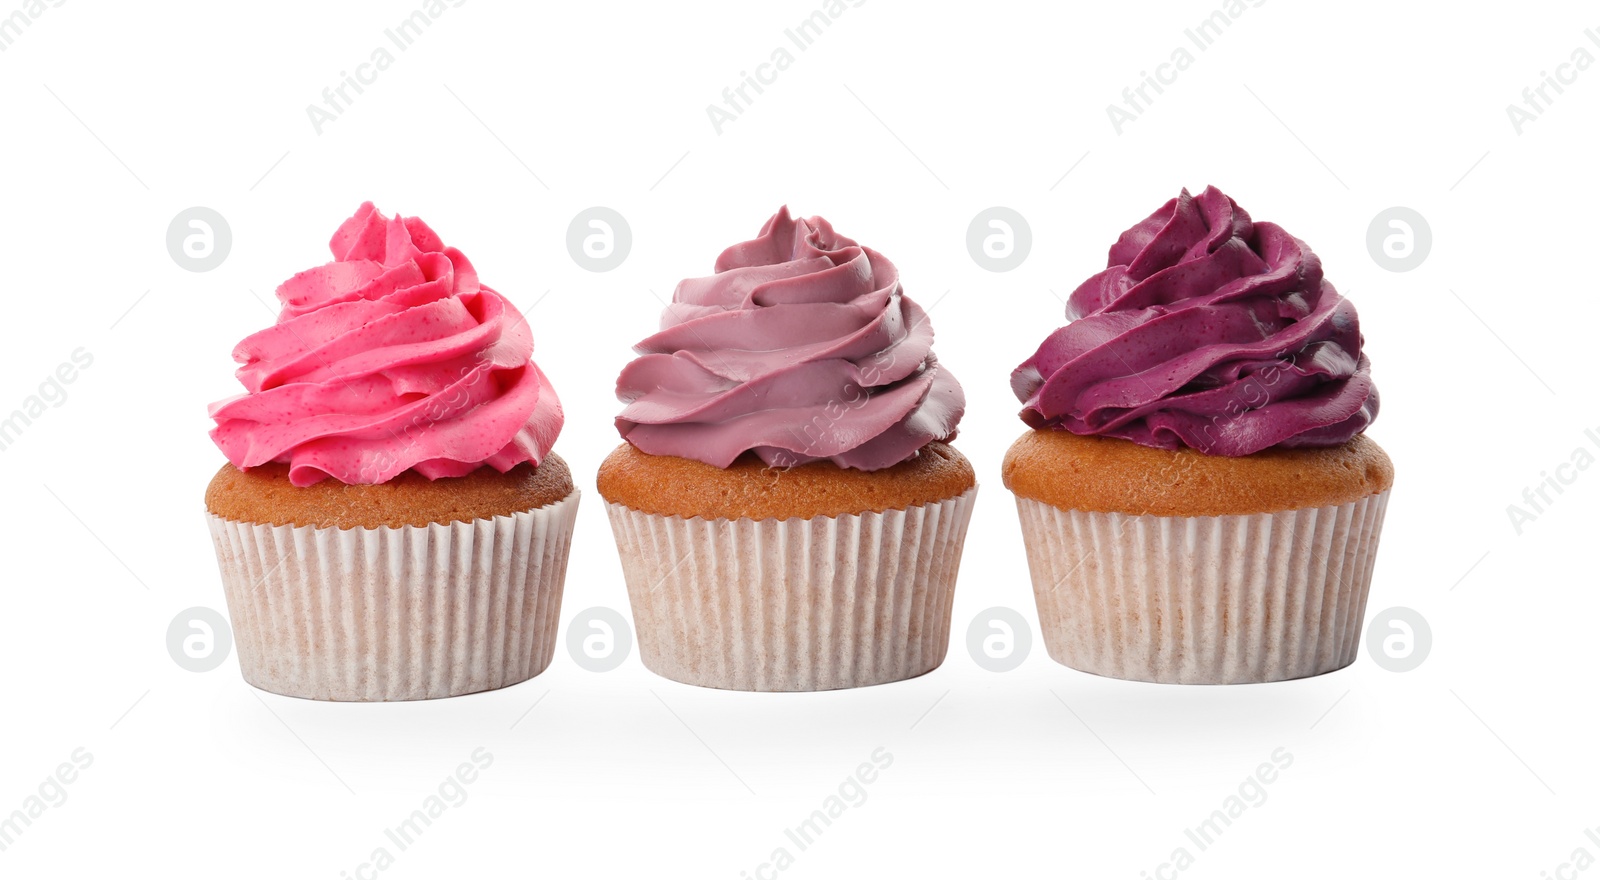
[
  {"left": 205, "top": 202, "right": 578, "bottom": 701},
  {"left": 598, "top": 208, "right": 977, "bottom": 691}
]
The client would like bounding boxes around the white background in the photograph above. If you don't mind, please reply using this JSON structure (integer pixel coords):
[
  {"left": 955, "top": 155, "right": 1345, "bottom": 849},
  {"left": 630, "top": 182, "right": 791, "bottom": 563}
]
[{"left": 1, "top": 1, "right": 1596, "bottom": 877}]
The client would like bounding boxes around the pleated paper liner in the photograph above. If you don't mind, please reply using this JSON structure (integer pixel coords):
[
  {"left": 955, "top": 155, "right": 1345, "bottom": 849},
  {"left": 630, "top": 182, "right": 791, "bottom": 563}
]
[
  {"left": 606, "top": 487, "right": 978, "bottom": 692},
  {"left": 207, "top": 490, "right": 579, "bottom": 701},
  {"left": 1014, "top": 490, "right": 1389, "bottom": 684}
]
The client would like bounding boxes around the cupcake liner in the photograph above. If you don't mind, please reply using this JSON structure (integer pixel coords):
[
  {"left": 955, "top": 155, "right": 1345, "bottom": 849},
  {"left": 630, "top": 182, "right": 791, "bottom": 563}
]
[
  {"left": 1014, "top": 490, "right": 1389, "bottom": 684},
  {"left": 207, "top": 490, "right": 579, "bottom": 701},
  {"left": 605, "top": 488, "right": 978, "bottom": 692}
]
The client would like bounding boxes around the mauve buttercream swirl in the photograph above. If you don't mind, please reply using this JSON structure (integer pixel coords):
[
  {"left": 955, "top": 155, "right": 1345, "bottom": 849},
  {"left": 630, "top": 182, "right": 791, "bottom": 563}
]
[
  {"left": 615, "top": 207, "right": 964, "bottom": 471},
  {"left": 209, "top": 202, "right": 562, "bottom": 487},
  {"left": 1012, "top": 186, "right": 1378, "bottom": 456}
]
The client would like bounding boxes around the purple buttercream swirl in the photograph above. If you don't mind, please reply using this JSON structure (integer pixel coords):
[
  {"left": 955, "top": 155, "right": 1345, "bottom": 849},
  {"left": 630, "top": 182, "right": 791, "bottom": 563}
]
[
  {"left": 1012, "top": 186, "right": 1378, "bottom": 456},
  {"left": 616, "top": 207, "right": 964, "bottom": 471}
]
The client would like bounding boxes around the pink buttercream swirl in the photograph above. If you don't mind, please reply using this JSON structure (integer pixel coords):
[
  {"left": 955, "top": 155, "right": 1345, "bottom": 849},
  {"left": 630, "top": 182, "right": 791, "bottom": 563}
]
[
  {"left": 209, "top": 202, "right": 562, "bottom": 487},
  {"left": 614, "top": 207, "right": 964, "bottom": 471}
]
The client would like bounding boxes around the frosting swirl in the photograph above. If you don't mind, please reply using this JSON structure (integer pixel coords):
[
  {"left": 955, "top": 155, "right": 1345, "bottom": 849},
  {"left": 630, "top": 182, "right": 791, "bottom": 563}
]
[
  {"left": 209, "top": 202, "right": 562, "bottom": 487},
  {"left": 1013, "top": 186, "right": 1377, "bottom": 456},
  {"left": 615, "top": 207, "right": 963, "bottom": 471}
]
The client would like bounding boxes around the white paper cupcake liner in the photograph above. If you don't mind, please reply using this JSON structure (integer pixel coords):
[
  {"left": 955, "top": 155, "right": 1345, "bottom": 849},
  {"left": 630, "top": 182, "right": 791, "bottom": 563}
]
[
  {"left": 207, "top": 490, "right": 579, "bottom": 701},
  {"left": 1014, "top": 490, "right": 1389, "bottom": 684},
  {"left": 605, "top": 488, "right": 978, "bottom": 692}
]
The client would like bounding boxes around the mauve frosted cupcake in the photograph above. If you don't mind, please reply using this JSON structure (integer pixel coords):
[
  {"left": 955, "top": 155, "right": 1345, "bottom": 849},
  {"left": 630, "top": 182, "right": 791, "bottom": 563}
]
[
  {"left": 205, "top": 202, "right": 578, "bottom": 701},
  {"left": 1004, "top": 186, "right": 1393, "bottom": 684},
  {"left": 598, "top": 207, "right": 977, "bottom": 692}
]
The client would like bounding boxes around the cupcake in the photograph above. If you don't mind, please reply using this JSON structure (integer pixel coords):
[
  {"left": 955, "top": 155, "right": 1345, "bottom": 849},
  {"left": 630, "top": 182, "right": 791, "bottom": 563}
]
[
  {"left": 205, "top": 202, "right": 578, "bottom": 701},
  {"left": 1004, "top": 186, "right": 1392, "bottom": 684},
  {"left": 598, "top": 207, "right": 976, "bottom": 692}
]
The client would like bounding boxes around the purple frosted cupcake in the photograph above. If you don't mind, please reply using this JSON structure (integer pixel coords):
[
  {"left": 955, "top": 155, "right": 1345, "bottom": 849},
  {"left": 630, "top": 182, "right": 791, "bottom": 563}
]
[{"left": 1003, "top": 187, "right": 1394, "bottom": 684}]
